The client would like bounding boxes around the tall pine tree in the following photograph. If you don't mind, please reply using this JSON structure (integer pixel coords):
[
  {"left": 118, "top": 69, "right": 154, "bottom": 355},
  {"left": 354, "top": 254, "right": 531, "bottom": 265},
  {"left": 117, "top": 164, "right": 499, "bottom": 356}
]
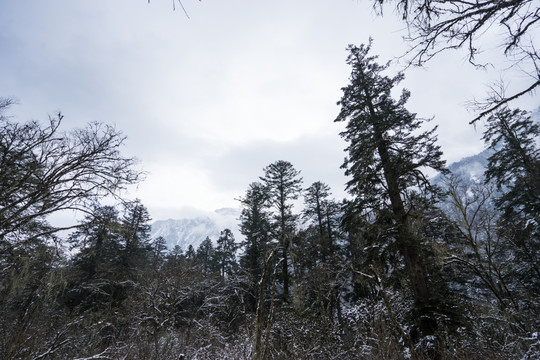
[
  {"left": 238, "top": 182, "right": 273, "bottom": 313},
  {"left": 239, "top": 182, "right": 272, "bottom": 281},
  {"left": 482, "top": 107, "right": 540, "bottom": 292},
  {"left": 121, "top": 199, "right": 152, "bottom": 269},
  {"left": 260, "top": 160, "right": 303, "bottom": 302},
  {"left": 215, "top": 229, "right": 238, "bottom": 278},
  {"left": 335, "top": 41, "right": 447, "bottom": 345},
  {"left": 302, "top": 181, "right": 340, "bottom": 263},
  {"left": 483, "top": 107, "right": 540, "bottom": 220}
]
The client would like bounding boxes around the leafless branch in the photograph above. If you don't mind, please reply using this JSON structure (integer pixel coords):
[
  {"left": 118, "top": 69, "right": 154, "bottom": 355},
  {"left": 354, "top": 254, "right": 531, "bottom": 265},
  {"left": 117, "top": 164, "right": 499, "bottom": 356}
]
[
  {"left": 375, "top": 0, "right": 540, "bottom": 118},
  {"left": 0, "top": 101, "right": 144, "bottom": 243}
]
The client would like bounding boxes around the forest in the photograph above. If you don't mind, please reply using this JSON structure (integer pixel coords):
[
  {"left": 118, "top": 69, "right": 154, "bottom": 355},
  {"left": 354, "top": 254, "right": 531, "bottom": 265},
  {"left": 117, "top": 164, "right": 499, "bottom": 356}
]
[
  {"left": 1, "top": 1, "right": 540, "bottom": 359},
  {"left": 2, "top": 42, "right": 539, "bottom": 359}
]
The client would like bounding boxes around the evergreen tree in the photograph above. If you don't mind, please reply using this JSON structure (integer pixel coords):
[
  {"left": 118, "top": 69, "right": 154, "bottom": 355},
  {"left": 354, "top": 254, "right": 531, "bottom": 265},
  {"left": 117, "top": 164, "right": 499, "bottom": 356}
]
[
  {"left": 65, "top": 205, "right": 125, "bottom": 310},
  {"left": 150, "top": 236, "right": 168, "bottom": 269},
  {"left": 66, "top": 200, "right": 153, "bottom": 311},
  {"left": 121, "top": 199, "right": 152, "bottom": 267},
  {"left": 335, "top": 41, "right": 448, "bottom": 344},
  {"left": 260, "top": 160, "right": 303, "bottom": 302},
  {"left": 238, "top": 181, "right": 273, "bottom": 311},
  {"left": 169, "top": 244, "right": 183, "bottom": 259},
  {"left": 238, "top": 182, "right": 272, "bottom": 280},
  {"left": 302, "top": 181, "right": 340, "bottom": 263},
  {"left": 483, "top": 107, "right": 540, "bottom": 219},
  {"left": 483, "top": 107, "right": 540, "bottom": 292},
  {"left": 196, "top": 237, "right": 216, "bottom": 275},
  {"left": 69, "top": 206, "right": 122, "bottom": 280},
  {"left": 185, "top": 244, "right": 196, "bottom": 261},
  {"left": 215, "top": 229, "right": 238, "bottom": 278},
  {"left": 290, "top": 182, "right": 343, "bottom": 317}
]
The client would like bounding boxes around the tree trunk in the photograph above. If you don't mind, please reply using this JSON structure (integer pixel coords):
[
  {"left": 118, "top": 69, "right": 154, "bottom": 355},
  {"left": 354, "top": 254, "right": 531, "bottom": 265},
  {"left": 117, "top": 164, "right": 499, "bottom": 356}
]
[
  {"left": 362, "top": 81, "right": 439, "bottom": 348},
  {"left": 282, "top": 240, "right": 289, "bottom": 301}
]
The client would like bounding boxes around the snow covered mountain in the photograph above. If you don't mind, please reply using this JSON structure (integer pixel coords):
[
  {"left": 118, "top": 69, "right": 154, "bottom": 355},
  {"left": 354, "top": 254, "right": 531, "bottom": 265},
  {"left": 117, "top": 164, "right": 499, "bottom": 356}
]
[
  {"left": 447, "top": 149, "right": 491, "bottom": 181},
  {"left": 432, "top": 106, "right": 539, "bottom": 186},
  {"left": 150, "top": 208, "right": 241, "bottom": 251},
  {"left": 432, "top": 148, "right": 492, "bottom": 187}
]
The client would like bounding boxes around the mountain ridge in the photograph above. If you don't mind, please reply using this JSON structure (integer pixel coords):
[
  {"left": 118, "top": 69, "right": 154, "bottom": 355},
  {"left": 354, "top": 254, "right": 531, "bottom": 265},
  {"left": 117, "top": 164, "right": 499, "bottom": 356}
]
[{"left": 150, "top": 208, "right": 241, "bottom": 251}]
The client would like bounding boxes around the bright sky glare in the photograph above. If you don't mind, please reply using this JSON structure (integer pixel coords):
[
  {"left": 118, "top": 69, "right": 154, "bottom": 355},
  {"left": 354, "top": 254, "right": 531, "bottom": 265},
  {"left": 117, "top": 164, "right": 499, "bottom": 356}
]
[{"left": 1, "top": 0, "right": 538, "bottom": 221}]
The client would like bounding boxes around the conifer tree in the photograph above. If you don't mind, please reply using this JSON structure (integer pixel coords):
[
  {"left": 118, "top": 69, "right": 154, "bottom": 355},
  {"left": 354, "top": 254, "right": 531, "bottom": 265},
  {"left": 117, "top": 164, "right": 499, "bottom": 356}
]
[
  {"left": 66, "top": 205, "right": 125, "bottom": 310},
  {"left": 185, "top": 244, "right": 196, "bottom": 261},
  {"left": 238, "top": 182, "right": 272, "bottom": 311},
  {"left": 260, "top": 160, "right": 303, "bottom": 302},
  {"left": 121, "top": 199, "right": 152, "bottom": 268},
  {"left": 335, "top": 41, "right": 447, "bottom": 344},
  {"left": 66, "top": 201, "right": 153, "bottom": 310},
  {"left": 215, "top": 229, "right": 238, "bottom": 278},
  {"left": 483, "top": 107, "right": 540, "bottom": 220},
  {"left": 239, "top": 182, "right": 272, "bottom": 276},
  {"left": 482, "top": 107, "right": 540, "bottom": 291},
  {"left": 196, "top": 237, "right": 216, "bottom": 275},
  {"left": 302, "top": 181, "right": 340, "bottom": 263},
  {"left": 151, "top": 236, "right": 168, "bottom": 268},
  {"left": 69, "top": 205, "right": 122, "bottom": 281}
]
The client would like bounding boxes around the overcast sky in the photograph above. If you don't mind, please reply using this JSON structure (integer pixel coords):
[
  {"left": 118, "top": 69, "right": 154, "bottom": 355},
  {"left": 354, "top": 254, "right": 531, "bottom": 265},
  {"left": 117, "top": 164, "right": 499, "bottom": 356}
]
[{"left": 1, "top": 0, "right": 538, "bottom": 221}]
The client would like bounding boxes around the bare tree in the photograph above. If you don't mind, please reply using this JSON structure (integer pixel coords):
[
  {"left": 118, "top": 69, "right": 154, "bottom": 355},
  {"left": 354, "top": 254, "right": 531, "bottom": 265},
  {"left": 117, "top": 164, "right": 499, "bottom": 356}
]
[
  {"left": 0, "top": 98, "right": 143, "bottom": 243},
  {"left": 444, "top": 175, "right": 517, "bottom": 310},
  {"left": 374, "top": 0, "right": 540, "bottom": 122}
]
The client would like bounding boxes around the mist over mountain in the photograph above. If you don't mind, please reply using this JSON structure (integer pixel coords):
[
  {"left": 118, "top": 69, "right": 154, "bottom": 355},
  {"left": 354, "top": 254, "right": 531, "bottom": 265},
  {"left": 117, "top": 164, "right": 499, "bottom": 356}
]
[
  {"left": 150, "top": 149, "right": 497, "bottom": 253},
  {"left": 149, "top": 107, "right": 540, "bottom": 254},
  {"left": 150, "top": 208, "right": 241, "bottom": 251},
  {"left": 433, "top": 105, "right": 539, "bottom": 188},
  {"left": 432, "top": 148, "right": 492, "bottom": 188}
]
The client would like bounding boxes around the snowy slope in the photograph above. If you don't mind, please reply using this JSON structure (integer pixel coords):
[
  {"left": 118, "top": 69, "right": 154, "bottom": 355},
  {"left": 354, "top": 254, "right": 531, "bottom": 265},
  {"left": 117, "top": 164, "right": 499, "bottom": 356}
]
[
  {"left": 433, "top": 106, "right": 539, "bottom": 186},
  {"left": 150, "top": 208, "right": 241, "bottom": 251},
  {"left": 432, "top": 148, "right": 492, "bottom": 187}
]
